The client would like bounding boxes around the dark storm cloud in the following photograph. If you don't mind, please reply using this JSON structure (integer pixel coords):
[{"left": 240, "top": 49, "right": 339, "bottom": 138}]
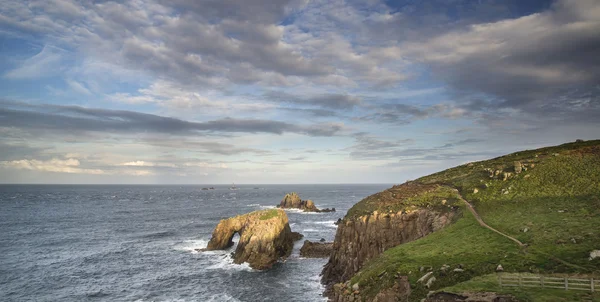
[{"left": 0, "top": 101, "right": 345, "bottom": 137}]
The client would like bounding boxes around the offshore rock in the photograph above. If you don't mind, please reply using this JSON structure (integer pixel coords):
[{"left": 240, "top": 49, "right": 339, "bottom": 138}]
[
  {"left": 203, "top": 209, "right": 295, "bottom": 270},
  {"left": 322, "top": 209, "right": 458, "bottom": 290},
  {"left": 299, "top": 240, "right": 333, "bottom": 258},
  {"left": 278, "top": 192, "right": 336, "bottom": 212}
]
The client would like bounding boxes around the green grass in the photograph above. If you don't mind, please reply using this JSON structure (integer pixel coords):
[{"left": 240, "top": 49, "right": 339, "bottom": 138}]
[
  {"left": 259, "top": 209, "right": 280, "bottom": 220},
  {"left": 441, "top": 274, "right": 600, "bottom": 302},
  {"left": 343, "top": 140, "right": 600, "bottom": 301},
  {"left": 345, "top": 183, "right": 461, "bottom": 219}
]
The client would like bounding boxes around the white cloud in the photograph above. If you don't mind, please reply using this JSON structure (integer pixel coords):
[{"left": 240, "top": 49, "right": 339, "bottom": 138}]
[
  {"left": 66, "top": 79, "right": 92, "bottom": 95},
  {"left": 120, "top": 160, "right": 177, "bottom": 168},
  {"left": 4, "top": 46, "right": 65, "bottom": 79},
  {"left": 0, "top": 158, "right": 105, "bottom": 174}
]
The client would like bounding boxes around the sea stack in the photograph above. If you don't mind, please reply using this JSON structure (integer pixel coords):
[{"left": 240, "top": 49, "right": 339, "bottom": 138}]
[
  {"left": 203, "top": 209, "right": 297, "bottom": 270},
  {"left": 278, "top": 192, "right": 335, "bottom": 213}
]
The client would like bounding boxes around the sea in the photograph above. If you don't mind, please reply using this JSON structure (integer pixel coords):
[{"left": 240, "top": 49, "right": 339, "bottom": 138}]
[{"left": 0, "top": 184, "right": 390, "bottom": 302}]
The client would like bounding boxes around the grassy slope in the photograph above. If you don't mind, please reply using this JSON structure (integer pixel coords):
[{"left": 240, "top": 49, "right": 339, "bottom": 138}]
[
  {"left": 348, "top": 140, "right": 600, "bottom": 301},
  {"left": 442, "top": 274, "right": 600, "bottom": 302}
]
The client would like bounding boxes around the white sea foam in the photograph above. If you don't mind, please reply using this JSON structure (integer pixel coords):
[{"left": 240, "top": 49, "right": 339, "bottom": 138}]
[
  {"left": 302, "top": 228, "right": 319, "bottom": 232},
  {"left": 283, "top": 208, "right": 321, "bottom": 214},
  {"left": 259, "top": 205, "right": 276, "bottom": 209},
  {"left": 205, "top": 293, "right": 242, "bottom": 302},
  {"left": 205, "top": 255, "right": 254, "bottom": 272},
  {"left": 305, "top": 220, "right": 337, "bottom": 228},
  {"left": 246, "top": 203, "right": 260, "bottom": 207},
  {"left": 172, "top": 239, "right": 208, "bottom": 253}
]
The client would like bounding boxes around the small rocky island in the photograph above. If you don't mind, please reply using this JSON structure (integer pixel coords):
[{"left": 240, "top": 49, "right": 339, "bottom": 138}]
[
  {"left": 300, "top": 240, "right": 333, "bottom": 258},
  {"left": 201, "top": 209, "right": 302, "bottom": 270},
  {"left": 278, "top": 192, "right": 335, "bottom": 213}
]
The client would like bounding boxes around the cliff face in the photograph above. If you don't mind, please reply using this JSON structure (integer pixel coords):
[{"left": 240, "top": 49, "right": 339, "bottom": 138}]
[
  {"left": 204, "top": 209, "right": 295, "bottom": 270},
  {"left": 322, "top": 208, "right": 458, "bottom": 289}
]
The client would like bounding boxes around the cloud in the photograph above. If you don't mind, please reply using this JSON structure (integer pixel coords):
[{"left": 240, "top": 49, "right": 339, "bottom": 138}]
[
  {"left": 357, "top": 103, "right": 470, "bottom": 125},
  {"left": 120, "top": 161, "right": 155, "bottom": 167},
  {"left": 264, "top": 91, "right": 362, "bottom": 110},
  {"left": 0, "top": 101, "right": 346, "bottom": 137},
  {"left": 398, "top": 0, "right": 600, "bottom": 111},
  {"left": 0, "top": 158, "right": 105, "bottom": 174},
  {"left": 4, "top": 45, "right": 65, "bottom": 79}
]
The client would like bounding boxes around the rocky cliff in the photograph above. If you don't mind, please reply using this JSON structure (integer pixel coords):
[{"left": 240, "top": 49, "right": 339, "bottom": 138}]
[
  {"left": 322, "top": 208, "right": 457, "bottom": 288},
  {"left": 321, "top": 183, "right": 461, "bottom": 295},
  {"left": 321, "top": 140, "right": 600, "bottom": 301},
  {"left": 203, "top": 209, "right": 296, "bottom": 270},
  {"left": 278, "top": 192, "right": 335, "bottom": 212}
]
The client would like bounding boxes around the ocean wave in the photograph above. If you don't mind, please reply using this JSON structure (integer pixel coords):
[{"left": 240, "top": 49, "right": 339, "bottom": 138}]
[
  {"left": 172, "top": 239, "right": 208, "bottom": 253},
  {"left": 302, "top": 228, "right": 319, "bottom": 232},
  {"left": 246, "top": 203, "right": 260, "bottom": 207},
  {"left": 304, "top": 220, "right": 337, "bottom": 228},
  {"left": 205, "top": 293, "right": 242, "bottom": 302},
  {"left": 259, "top": 205, "right": 276, "bottom": 209},
  {"left": 205, "top": 255, "right": 254, "bottom": 272}
]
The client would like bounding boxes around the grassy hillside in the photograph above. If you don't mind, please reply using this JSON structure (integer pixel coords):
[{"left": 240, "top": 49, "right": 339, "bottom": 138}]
[{"left": 347, "top": 140, "right": 600, "bottom": 301}]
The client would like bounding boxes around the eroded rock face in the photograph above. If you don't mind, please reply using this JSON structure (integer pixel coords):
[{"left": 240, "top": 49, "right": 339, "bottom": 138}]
[
  {"left": 278, "top": 192, "right": 335, "bottom": 212},
  {"left": 321, "top": 209, "right": 458, "bottom": 290},
  {"left": 299, "top": 240, "right": 333, "bottom": 258},
  {"left": 204, "top": 209, "right": 295, "bottom": 270}
]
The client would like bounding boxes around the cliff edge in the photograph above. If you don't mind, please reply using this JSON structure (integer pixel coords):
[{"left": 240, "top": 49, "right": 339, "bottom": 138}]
[{"left": 322, "top": 140, "right": 600, "bottom": 301}]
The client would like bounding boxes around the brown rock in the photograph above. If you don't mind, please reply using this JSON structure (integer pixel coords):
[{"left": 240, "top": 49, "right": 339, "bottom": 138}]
[
  {"left": 322, "top": 208, "right": 458, "bottom": 289},
  {"left": 278, "top": 192, "right": 336, "bottom": 212},
  {"left": 203, "top": 209, "right": 295, "bottom": 270},
  {"left": 300, "top": 240, "right": 333, "bottom": 258}
]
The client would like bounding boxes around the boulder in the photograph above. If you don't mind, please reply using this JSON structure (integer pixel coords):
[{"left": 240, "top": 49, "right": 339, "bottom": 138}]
[
  {"left": 589, "top": 250, "right": 600, "bottom": 260},
  {"left": 514, "top": 161, "right": 523, "bottom": 174},
  {"left": 278, "top": 192, "right": 336, "bottom": 213},
  {"left": 300, "top": 240, "right": 334, "bottom": 258},
  {"left": 203, "top": 209, "right": 295, "bottom": 270},
  {"left": 290, "top": 231, "right": 304, "bottom": 241}
]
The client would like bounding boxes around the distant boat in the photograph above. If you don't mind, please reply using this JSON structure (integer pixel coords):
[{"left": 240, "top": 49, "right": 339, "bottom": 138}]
[
  {"left": 230, "top": 183, "right": 238, "bottom": 190},
  {"left": 209, "top": 187, "right": 215, "bottom": 190}
]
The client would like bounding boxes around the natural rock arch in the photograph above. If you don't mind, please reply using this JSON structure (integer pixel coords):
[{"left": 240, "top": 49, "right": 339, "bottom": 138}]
[{"left": 203, "top": 209, "right": 300, "bottom": 270}]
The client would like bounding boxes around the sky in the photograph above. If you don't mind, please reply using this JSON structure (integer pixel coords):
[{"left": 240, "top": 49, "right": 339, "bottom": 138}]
[{"left": 0, "top": 0, "right": 599, "bottom": 184}]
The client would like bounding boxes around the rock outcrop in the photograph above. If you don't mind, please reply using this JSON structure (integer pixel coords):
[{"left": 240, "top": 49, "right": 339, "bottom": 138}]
[
  {"left": 203, "top": 209, "right": 295, "bottom": 270},
  {"left": 299, "top": 240, "right": 333, "bottom": 258},
  {"left": 278, "top": 192, "right": 335, "bottom": 212},
  {"left": 321, "top": 208, "right": 458, "bottom": 291},
  {"left": 332, "top": 275, "right": 411, "bottom": 302}
]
